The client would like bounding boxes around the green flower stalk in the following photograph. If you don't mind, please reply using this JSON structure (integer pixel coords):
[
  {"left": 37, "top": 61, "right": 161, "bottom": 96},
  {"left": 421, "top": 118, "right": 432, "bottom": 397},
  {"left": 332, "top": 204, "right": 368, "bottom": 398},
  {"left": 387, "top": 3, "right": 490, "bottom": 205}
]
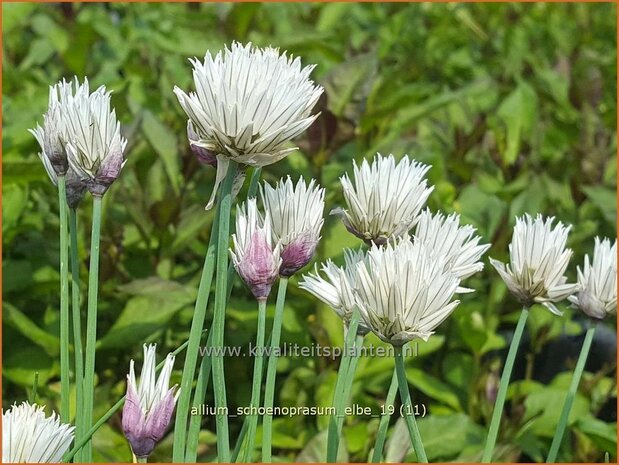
[
  {"left": 172, "top": 204, "right": 221, "bottom": 461},
  {"left": 326, "top": 310, "right": 362, "bottom": 462},
  {"left": 484, "top": 215, "right": 578, "bottom": 462},
  {"left": 210, "top": 164, "right": 238, "bottom": 461},
  {"left": 261, "top": 278, "right": 289, "bottom": 462},
  {"left": 57, "top": 175, "right": 71, "bottom": 424},
  {"left": 184, "top": 167, "right": 262, "bottom": 462},
  {"left": 370, "top": 368, "right": 398, "bottom": 463},
  {"left": 60, "top": 77, "right": 127, "bottom": 460},
  {"left": 69, "top": 208, "right": 85, "bottom": 461},
  {"left": 230, "top": 197, "right": 282, "bottom": 461}
]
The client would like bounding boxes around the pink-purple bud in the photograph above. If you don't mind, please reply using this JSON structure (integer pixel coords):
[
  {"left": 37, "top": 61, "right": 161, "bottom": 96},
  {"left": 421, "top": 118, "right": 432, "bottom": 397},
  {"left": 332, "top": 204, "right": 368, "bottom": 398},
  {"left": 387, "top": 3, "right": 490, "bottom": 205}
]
[
  {"left": 280, "top": 234, "right": 319, "bottom": 277},
  {"left": 187, "top": 120, "right": 217, "bottom": 167},
  {"left": 122, "top": 386, "right": 177, "bottom": 458},
  {"left": 65, "top": 169, "right": 87, "bottom": 209},
  {"left": 121, "top": 346, "right": 178, "bottom": 459},
  {"left": 87, "top": 148, "right": 125, "bottom": 196},
  {"left": 236, "top": 230, "right": 280, "bottom": 300}
]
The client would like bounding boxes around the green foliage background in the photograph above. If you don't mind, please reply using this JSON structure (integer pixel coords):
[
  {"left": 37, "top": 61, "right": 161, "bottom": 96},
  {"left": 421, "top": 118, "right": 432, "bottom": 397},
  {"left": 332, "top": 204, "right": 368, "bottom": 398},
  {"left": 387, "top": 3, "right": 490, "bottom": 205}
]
[{"left": 2, "top": 2, "right": 617, "bottom": 462}]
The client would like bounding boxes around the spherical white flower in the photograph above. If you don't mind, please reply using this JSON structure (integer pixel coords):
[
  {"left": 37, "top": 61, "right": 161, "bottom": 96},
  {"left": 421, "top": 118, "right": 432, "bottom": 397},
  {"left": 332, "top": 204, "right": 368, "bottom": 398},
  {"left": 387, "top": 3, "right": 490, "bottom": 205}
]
[
  {"left": 568, "top": 237, "right": 617, "bottom": 319},
  {"left": 413, "top": 209, "right": 490, "bottom": 292},
  {"left": 2, "top": 402, "right": 74, "bottom": 463},
  {"left": 261, "top": 176, "right": 325, "bottom": 276},
  {"left": 174, "top": 42, "right": 323, "bottom": 209},
  {"left": 299, "top": 248, "right": 369, "bottom": 334},
  {"left": 231, "top": 198, "right": 282, "bottom": 300},
  {"left": 332, "top": 154, "right": 434, "bottom": 245},
  {"left": 353, "top": 238, "right": 460, "bottom": 345},
  {"left": 62, "top": 77, "right": 127, "bottom": 196},
  {"left": 489, "top": 214, "right": 579, "bottom": 315},
  {"left": 122, "top": 344, "right": 179, "bottom": 459}
]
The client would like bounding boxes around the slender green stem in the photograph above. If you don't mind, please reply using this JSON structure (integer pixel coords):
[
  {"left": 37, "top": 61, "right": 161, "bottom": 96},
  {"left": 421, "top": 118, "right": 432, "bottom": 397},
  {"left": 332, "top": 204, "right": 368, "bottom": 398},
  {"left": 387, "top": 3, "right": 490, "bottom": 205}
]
[
  {"left": 335, "top": 334, "right": 364, "bottom": 436},
  {"left": 183, "top": 166, "right": 262, "bottom": 462},
  {"left": 232, "top": 416, "right": 250, "bottom": 462},
  {"left": 172, "top": 204, "right": 221, "bottom": 462},
  {"left": 82, "top": 195, "right": 102, "bottom": 461},
  {"left": 546, "top": 325, "right": 596, "bottom": 463},
  {"left": 182, "top": 166, "right": 261, "bottom": 461},
  {"left": 63, "top": 337, "right": 192, "bottom": 462},
  {"left": 211, "top": 162, "right": 238, "bottom": 462},
  {"left": 394, "top": 345, "right": 427, "bottom": 463},
  {"left": 57, "top": 176, "right": 70, "bottom": 424},
  {"left": 482, "top": 306, "right": 529, "bottom": 463},
  {"left": 136, "top": 456, "right": 148, "bottom": 463},
  {"left": 241, "top": 299, "right": 268, "bottom": 462},
  {"left": 371, "top": 368, "right": 398, "bottom": 463},
  {"left": 184, "top": 330, "right": 214, "bottom": 462},
  {"left": 232, "top": 333, "right": 272, "bottom": 463},
  {"left": 247, "top": 167, "right": 262, "bottom": 198},
  {"left": 69, "top": 208, "right": 85, "bottom": 462},
  {"left": 326, "top": 310, "right": 361, "bottom": 462},
  {"left": 261, "top": 277, "right": 289, "bottom": 462}
]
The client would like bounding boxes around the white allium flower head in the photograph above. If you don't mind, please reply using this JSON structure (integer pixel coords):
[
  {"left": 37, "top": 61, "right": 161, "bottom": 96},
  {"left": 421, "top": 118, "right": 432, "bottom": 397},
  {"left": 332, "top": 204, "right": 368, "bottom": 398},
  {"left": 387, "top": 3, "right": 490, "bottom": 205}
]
[
  {"left": 568, "top": 237, "right": 617, "bottom": 319},
  {"left": 489, "top": 214, "right": 579, "bottom": 315},
  {"left": 413, "top": 209, "right": 490, "bottom": 292},
  {"left": 231, "top": 198, "right": 282, "bottom": 300},
  {"left": 174, "top": 42, "right": 323, "bottom": 209},
  {"left": 30, "top": 79, "right": 89, "bottom": 208},
  {"left": 62, "top": 77, "right": 127, "bottom": 196},
  {"left": 29, "top": 80, "right": 73, "bottom": 176},
  {"left": 2, "top": 401, "right": 75, "bottom": 463},
  {"left": 332, "top": 154, "right": 434, "bottom": 245},
  {"left": 261, "top": 176, "right": 325, "bottom": 276},
  {"left": 122, "top": 344, "right": 179, "bottom": 459},
  {"left": 354, "top": 237, "right": 461, "bottom": 345},
  {"left": 299, "top": 248, "right": 370, "bottom": 334}
]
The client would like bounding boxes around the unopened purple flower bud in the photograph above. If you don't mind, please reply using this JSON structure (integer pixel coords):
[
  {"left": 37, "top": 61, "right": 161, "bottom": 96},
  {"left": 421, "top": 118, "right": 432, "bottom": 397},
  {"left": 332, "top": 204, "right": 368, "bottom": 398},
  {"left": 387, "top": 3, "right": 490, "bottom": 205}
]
[
  {"left": 187, "top": 120, "right": 217, "bottom": 167},
  {"left": 86, "top": 145, "right": 125, "bottom": 196},
  {"left": 64, "top": 78, "right": 128, "bottom": 197},
  {"left": 279, "top": 233, "right": 319, "bottom": 277},
  {"left": 231, "top": 199, "right": 281, "bottom": 300},
  {"left": 65, "top": 168, "right": 88, "bottom": 209},
  {"left": 261, "top": 177, "right": 325, "bottom": 276},
  {"left": 122, "top": 344, "right": 179, "bottom": 459}
]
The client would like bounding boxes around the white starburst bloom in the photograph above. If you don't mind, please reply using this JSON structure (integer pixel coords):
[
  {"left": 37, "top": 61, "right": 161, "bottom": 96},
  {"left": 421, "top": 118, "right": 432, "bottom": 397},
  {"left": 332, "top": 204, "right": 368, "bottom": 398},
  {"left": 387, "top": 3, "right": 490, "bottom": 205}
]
[
  {"left": 332, "top": 154, "right": 434, "bottom": 245},
  {"left": 568, "top": 237, "right": 617, "bottom": 319},
  {"left": 231, "top": 198, "right": 282, "bottom": 300},
  {"left": 29, "top": 80, "right": 73, "bottom": 176},
  {"left": 174, "top": 42, "right": 323, "bottom": 209},
  {"left": 299, "top": 248, "right": 370, "bottom": 334},
  {"left": 122, "top": 344, "right": 179, "bottom": 459},
  {"left": 62, "top": 77, "right": 127, "bottom": 196},
  {"left": 261, "top": 177, "right": 325, "bottom": 276},
  {"left": 490, "top": 214, "right": 579, "bottom": 315},
  {"left": 30, "top": 79, "right": 89, "bottom": 208},
  {"left": 354, "top": 238, "right": 460, "bottom": 345},
  {"left": 2, "top": 402, "right": 74, "bottom": 463},
  {"left": 413, "top": 209, "right": 490, "bottom": 292}
]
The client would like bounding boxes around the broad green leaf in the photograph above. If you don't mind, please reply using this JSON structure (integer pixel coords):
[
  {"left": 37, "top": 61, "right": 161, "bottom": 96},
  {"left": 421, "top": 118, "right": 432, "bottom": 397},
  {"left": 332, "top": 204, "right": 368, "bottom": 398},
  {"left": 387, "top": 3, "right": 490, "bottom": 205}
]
[
  {"left": 142, "top": 110, "right": 181, "bottom": 196},
  {"left": 496, "top": 81, "right": 538, "bottom": 164},
  {"left": 3, "top": 303, "right": 60, "bottom": 356}
]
